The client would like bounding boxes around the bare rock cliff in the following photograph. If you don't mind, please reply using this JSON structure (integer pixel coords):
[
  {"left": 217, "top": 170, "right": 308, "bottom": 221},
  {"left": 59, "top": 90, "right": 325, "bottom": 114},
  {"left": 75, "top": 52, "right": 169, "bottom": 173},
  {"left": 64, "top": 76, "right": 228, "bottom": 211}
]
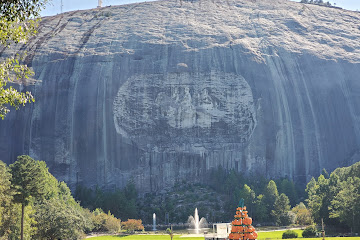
[{"left": 1, "top": 0, "right": 359, "bottom": 191}]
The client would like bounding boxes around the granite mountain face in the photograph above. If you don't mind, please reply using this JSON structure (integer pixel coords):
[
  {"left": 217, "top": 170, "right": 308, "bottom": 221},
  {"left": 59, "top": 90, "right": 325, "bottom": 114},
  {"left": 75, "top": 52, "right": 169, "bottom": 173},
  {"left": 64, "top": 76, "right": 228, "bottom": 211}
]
[{"left": 0, "top": 0, "right": 359, "bottom": 191}]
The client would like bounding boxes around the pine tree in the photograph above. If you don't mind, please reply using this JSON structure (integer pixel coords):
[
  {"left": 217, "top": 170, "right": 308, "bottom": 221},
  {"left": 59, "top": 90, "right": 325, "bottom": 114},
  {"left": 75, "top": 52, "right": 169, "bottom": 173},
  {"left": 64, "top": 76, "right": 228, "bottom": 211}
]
[
  {"left": 10, "top": 155, "right": 49, "bottom": 240},
  {"left": 271, "top": 193, "right": 293, "bottom": 226},
  {"left": 264, "top": 180, "right": 279, "bottom": 221}
]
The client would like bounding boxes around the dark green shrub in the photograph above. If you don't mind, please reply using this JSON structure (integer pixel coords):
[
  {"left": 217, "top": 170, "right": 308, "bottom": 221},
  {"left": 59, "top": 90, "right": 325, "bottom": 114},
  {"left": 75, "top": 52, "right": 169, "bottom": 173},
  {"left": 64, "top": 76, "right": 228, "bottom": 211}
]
[
  {"left": 282, "top": 230, "right": 298, "bottom": 239},
  {"left": 302, "top": 225, "right": 317, "bottom": 238}
]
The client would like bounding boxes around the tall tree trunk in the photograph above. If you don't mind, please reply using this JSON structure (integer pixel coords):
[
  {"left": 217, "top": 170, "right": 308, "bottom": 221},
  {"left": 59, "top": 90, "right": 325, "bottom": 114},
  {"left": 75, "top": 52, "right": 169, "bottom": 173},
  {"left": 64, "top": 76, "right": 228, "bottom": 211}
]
[{"left": 21, "top": 203, "right": 24, "bottom": 240}]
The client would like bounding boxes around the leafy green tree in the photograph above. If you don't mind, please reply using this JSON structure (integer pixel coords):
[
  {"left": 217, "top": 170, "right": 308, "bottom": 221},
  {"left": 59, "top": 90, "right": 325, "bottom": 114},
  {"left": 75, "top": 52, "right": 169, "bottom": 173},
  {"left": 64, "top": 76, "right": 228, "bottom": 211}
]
[
  {"left": 101, "top": 189, "right": 124, "bottom": 217},
  {"left": 0, "top": 0, "right": 48, "bottom": 119},
  {"left": 0, "top": 0, "right": 46, "bottom": 23},
  {"left": 35, "top": 198, "right": 86, "bottom": 239},
  {"left": 34, "top": 174, "right": 94, "bottom": 239},
  {"left": 9, "top": 155, "right": 49, "bottom": 240},
  {"left": 306, "top": 176, "right": 327, "bottom": 223},
  {"left": 2, "top": 155, "right": 94, "bottom": 239},
  {"left": 279, "top": 178, "right": 298, "bottom": 207},
  {"left": 75, "top": 184, "right": 94, "bottom": 208},
  {"left": 317, "top": 175, "right": 331, "bottom": 223},
  {"left": 58, "top": 181, "right": 94, "bottom": 232},
  {"left": 328, "top": 172, "right": 340, "bottom": 199},
  {"left": 0, "top": 161, "right": 22, "bottom": 239},
  {"left": 305, "top": 177, "right": 317, "bottom": 198},
  {"left": 272, "top": 193, "right": 293, "bottom": 226},
  {"left": 254, "top": 194, "right": 267, "bottom": 222},
  {"left": 93, "top": 185, "right": 105, "bottom": 208},
  {"left": 333, "top": 162, "right": 360, "bottom": 183},
  {"left": 103, "top": 186, "right": 138, "bottom": 220},
  {"left": 265, "top": 180, "right": 279, "bottom": 205},
  {"left": 0, "top": 160, "right": 13, "bottom": 227},
  {"left": 78, "top": 180, "right": 139, "bottom": 221},
  {"left": 264, "top": 180, "right": 279, "bottom": 221},
  {"left": 330, "top": 177, "right": 360, "bottom": 233},
  {"left": 302, "top": 225, "right": 317, "bottom": 238},
  {"left": 291, "top": 202, "right": 313, "bottom": 225},
  {"left": 305, "top": 163, "right": 360, "bottom": 231},
  {"left": 6, "top": 202, "right": 37, "bottom": 240},
  {"left": 123, "top": 180, "right": 138, "bottom": 218},
  {"left": 239, "top": 184, "right": 255, "bottom": 215},
  {"left": 321, "top": 168, "right": 329, "bottom": 179}
]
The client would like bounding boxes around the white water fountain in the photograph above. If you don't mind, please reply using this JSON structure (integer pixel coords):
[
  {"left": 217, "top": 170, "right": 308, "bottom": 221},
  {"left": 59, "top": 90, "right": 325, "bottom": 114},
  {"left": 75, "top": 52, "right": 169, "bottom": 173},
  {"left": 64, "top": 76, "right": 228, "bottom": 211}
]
[
  {"left": 188, "top": 208, "right": 208, "bottom": 234},
  {"left": 152, "top": 213, "right": 157, "bottom": 231}
]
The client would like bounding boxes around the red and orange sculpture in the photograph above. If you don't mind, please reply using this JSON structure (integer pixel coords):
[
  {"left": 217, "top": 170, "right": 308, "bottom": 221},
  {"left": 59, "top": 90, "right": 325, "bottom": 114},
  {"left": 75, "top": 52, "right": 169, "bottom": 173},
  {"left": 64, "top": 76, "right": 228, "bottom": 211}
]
[{"left": 229, "top": 199, "right": 258, "bottom": 240}]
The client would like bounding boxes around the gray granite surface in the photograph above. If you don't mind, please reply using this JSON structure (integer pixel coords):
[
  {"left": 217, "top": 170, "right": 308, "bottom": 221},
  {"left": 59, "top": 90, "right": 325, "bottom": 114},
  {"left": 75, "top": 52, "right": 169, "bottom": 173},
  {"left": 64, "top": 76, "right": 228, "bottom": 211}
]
[{"left": 0, "top": 0, "right": 359, "bottom": 191}]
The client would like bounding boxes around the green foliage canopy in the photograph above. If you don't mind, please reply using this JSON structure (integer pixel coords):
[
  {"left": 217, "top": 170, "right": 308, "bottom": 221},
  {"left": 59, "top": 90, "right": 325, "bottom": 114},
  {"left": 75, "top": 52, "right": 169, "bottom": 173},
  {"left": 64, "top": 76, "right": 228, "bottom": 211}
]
[
  {"left": 291, "top": 202, "right": 313, "bottom": 225},
  {"left": 329, "top": 176, "right": 360, "bottom": 232},
  {"left": 300, "top": 0, "right": 332, "bottom": 7},
  {"left": 272, "top": 193, "right": 294, "bottom": 226},
  {"left": 10, "top": 155, "right": 51, "bottom": 239},
  {"left": 282, "top": 230, "right": 298, "bottom": 239},
  {"left": 0, "top": 160, "right": 13, "bottom": 226},
  {"left": 10, "top": 155, "right": 49, "bottom": 206},
  {"left": 305, "top": 162, "right": 360, "bottom": 233},
  {"left": 238, "top": 184, "right": 255, "bottom": 215},
  {"left": 0, "top": 155, "right": 99, "bottom": 239},
  {"left": 265, "top": 180, "right": 279, "bottom": 205},
  {"left": 254, "top": 194, "right": 267, "bottom": 222},
  {"left": 0, "top": 0, "right": 48, "bottom": 119},
  {"left": 75, "top": 181, "right": 138, "bottom": 221},
  {"left": 0, "top": 0, "right": 48, "bottom": 45},
  {"left": 92, "top": 208, "right": 121, "bottom": 233},
  {"left": 302, "top": 225, "right": 317, "bottom": 238}
]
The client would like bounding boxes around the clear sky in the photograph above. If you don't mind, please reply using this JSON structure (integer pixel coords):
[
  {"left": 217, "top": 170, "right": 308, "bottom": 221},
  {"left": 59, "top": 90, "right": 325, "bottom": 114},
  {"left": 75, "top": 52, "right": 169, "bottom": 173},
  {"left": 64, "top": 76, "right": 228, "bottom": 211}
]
[
  {"left": 41, "top": 0, "right": 360, "bottom": 16},
  {"left": 292, "top": 0, "right": 360, "bottom": 11}
]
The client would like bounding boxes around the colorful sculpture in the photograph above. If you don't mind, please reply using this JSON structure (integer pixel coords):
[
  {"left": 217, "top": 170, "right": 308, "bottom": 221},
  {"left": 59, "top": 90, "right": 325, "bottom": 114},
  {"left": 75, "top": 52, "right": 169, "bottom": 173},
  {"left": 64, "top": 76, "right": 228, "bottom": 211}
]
[{"left": 229, "top": 199, "right": 258, "bottom": 240}]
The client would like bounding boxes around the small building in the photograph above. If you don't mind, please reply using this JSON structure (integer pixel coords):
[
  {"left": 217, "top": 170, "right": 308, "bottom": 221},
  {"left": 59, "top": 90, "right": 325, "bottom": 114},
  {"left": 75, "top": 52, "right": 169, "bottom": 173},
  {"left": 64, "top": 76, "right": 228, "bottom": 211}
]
[{"left": 205, "top": 223, "right": 232, "bottom": 240}]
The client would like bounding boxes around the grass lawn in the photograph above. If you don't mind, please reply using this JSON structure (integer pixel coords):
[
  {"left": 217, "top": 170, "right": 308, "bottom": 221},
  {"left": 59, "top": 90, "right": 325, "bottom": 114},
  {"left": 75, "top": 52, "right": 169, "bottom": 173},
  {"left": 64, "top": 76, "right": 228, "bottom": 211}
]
[
  {"left": 297, "top": 239, "right": 360, "bottom": 240},
  {"left": 88, "top": 231, "right": 360, "bottom": 240},
  {"left": 258, "top": 229, "right": 360, "bottom": 240},
  {"left": 88, "top": 235, "right": 204, "bottom": 240},
  {"left": 258, "top": 229, "right": 304, "bottom": 239}
]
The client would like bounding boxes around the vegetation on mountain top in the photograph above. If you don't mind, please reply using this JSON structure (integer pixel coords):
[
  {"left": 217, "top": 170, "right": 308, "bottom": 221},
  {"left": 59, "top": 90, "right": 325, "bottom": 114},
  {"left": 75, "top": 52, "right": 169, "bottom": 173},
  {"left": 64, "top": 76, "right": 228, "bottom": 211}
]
[{"left": 300, "top": 0, "right": 332, "bottom": 7}]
